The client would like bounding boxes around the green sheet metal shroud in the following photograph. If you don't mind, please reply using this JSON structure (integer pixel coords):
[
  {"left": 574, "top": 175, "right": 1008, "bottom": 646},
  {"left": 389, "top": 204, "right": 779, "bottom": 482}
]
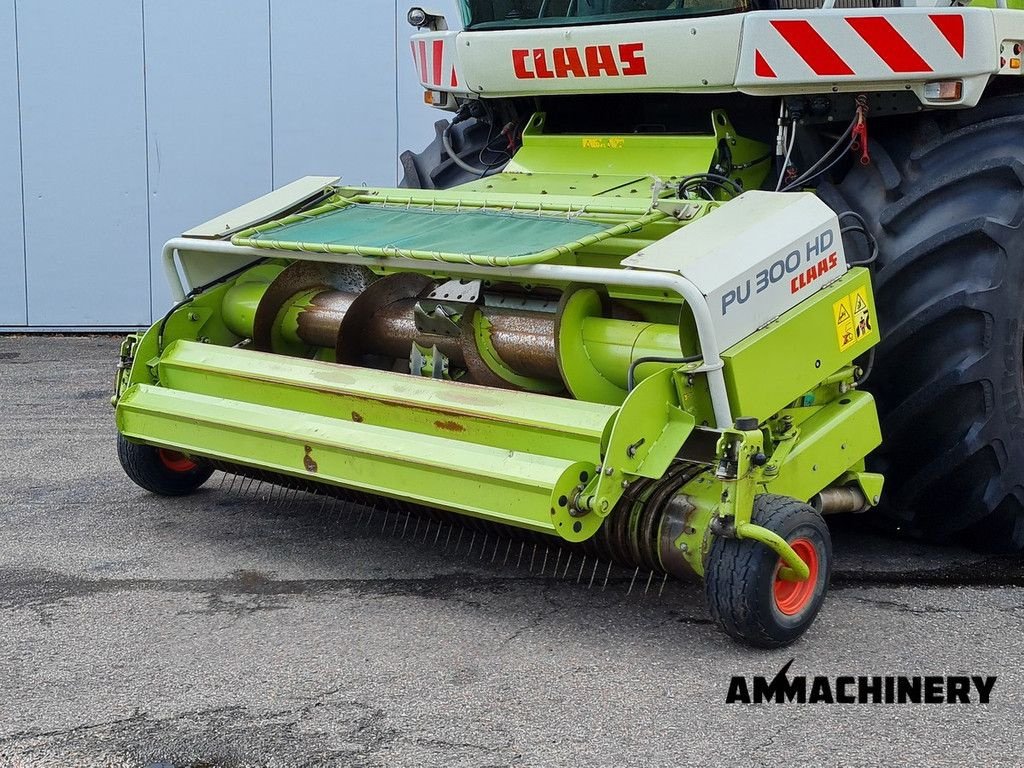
[{"left": 231, "top": 198, "right": 666, "bottom": 266}]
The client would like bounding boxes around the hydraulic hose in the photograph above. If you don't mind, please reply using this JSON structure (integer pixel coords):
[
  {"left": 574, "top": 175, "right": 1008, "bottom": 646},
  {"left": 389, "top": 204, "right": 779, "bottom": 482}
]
[{"left": 442, "top": 121, "right": 497, "bottom": 176}]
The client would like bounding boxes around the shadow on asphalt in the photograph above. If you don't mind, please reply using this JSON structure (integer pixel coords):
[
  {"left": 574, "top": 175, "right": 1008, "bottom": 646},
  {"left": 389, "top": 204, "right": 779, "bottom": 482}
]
[{"left": 155, "top": 472, "right": 1024, "bottom": 595}]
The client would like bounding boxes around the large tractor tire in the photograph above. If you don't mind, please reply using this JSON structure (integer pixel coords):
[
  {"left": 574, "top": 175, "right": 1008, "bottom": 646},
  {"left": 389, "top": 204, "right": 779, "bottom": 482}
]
[
  {"left": 400, "top": 117, "right": 497, "bottom": 190},
  {"left": 818, "top": 92, "right": 1024, "bottom": 552}
]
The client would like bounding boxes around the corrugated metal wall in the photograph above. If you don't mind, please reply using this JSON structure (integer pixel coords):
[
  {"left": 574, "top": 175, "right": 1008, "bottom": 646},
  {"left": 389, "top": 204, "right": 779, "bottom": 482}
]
[{"left": 0, "top": 0, "right": 459, "bottom": 329}]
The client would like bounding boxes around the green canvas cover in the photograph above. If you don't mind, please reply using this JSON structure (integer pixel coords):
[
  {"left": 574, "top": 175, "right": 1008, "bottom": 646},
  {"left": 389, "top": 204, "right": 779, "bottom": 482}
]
[{"left": 231, "top": 201, "right": 663, "bottom": 266}]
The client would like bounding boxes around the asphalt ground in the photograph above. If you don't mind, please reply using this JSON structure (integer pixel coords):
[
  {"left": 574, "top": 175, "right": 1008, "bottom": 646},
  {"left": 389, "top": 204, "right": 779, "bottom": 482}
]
[{"left": 1, "top": 335, "right": 1022, "bottom": 767}]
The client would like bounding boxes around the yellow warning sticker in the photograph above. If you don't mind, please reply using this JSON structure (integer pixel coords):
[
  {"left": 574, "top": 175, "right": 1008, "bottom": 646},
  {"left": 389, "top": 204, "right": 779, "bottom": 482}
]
[
  {"left": 833, "top": 286, "right": 873, "bottom": 351},
  {"left": 852, "top": 286, "right": 873, "bottom": 342},
  {"left": 833, "top": 295, "right": 855, "bottom": 351}
]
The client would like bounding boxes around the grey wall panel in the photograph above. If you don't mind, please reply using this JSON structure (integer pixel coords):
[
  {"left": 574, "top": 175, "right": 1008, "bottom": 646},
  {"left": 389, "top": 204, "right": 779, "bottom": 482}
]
[
  {"left": 271, "top": 0, "right": 397, "bottom": 188},
  {"left": 396, "top": 0, "right": 462, "bottom": 178},
  {"left": 6, "top": 1, "right": 463, "bottom": 328},
  {"left": 0, "top": 0, "right": 25, "bottom": 325},
  {"left": 145, "top": 0, "right": 273, "bottom": 316},
  {"left": 19, "top": 0, "right": 150, "bottom": 326}
]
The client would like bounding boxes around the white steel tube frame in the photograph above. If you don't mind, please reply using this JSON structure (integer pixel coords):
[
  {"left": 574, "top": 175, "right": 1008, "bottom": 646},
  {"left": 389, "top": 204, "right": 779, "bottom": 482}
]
[{"left": 162, "top": 237, "right": 735, "bottom": 428}]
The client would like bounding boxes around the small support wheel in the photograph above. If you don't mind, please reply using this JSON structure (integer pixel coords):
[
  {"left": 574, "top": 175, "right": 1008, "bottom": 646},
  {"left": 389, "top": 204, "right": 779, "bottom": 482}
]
[
  {"left": 705, "top": 494, "right": 831, "bottom": 648},
  {"left": 117, "top": 434, "right": 214, "bottom": 496}
]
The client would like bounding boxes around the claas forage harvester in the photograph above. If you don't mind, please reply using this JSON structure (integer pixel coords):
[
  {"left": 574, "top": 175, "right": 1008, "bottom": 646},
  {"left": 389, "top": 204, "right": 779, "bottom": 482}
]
[{"left": 113, "top": 0, "right": 1024, "bottom": 646}]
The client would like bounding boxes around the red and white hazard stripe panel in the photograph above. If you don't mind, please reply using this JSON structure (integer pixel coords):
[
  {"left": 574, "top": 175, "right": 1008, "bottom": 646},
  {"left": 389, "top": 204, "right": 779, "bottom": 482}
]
[
  {"left": 738, "top": 9, "right": 995, "bottom": 86},
  {"left": 410, "top": 31, "right": 465, "bottom": 91}
]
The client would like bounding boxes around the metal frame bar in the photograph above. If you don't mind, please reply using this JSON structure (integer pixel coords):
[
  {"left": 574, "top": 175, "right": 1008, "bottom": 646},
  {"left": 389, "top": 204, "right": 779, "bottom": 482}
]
[{"left": 161, "top": 237, "right": 734, "bottom": 427}]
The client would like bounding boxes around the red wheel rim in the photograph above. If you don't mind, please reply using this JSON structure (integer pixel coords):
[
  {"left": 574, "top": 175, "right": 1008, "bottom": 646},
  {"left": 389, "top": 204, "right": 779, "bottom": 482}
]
[
  {"left": 158, "top": 448, "right": 198, "bottom": 473},
  {"left": 773, "top": 537, "right": 819, "bottom": 616}
]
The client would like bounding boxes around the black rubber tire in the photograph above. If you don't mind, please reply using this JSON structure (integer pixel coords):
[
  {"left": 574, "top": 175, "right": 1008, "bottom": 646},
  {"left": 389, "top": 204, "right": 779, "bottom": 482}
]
[
  {"left": 705, "top": 494, "right": 831, "bottom": 649},
  {"left": 400, "top": 117, "right": 498, "bottom": 190},
  {"left": 117, "top": 434, "right": 213, "bottom": 496},
  {"left": 818, "top": 92, "right": 1024, "bottom": 552}
]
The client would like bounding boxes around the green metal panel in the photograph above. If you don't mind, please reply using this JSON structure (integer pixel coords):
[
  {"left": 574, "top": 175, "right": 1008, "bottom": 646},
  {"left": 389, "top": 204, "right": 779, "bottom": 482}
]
[
  {"left": 765, "top": 390, "right": 883, "bottom": 501},
  {"left": 457, "top": 110, "right": 770, "bottom": 200},
  {"left": 502, "top": 113, "right": 722, "bottom": 181},
  {"left": 117, "top": 383, "right": 592, "bottom": 536},
  {"left": 556, "top": 287, "right": 688, "bottom": 406},
  {"left": 968, "top": 0, "right": 1024, "bottom": 7},
  {"left": 156, "top": 341, "right": 616, "bottom": 462},
  {"left": 221, "top": 264, "right": 284, "bottom": 338},
  {"left": 457, "top": 171, "right": 653, "bottom": 198},
  {"left": 579, "top": 367, "right": 695, "bottom": 519},
  {"left": 721, "top": 268, "right": 878, "bottom": 423},
  {"left": 353, "top": 110, "right": 769, "bottom": 205}
]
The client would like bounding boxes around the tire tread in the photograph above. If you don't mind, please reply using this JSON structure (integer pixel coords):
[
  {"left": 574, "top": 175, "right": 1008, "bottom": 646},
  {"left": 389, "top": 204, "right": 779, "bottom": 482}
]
[{"left": 818, "top": 94, "right": 1024, "bottom": 551}]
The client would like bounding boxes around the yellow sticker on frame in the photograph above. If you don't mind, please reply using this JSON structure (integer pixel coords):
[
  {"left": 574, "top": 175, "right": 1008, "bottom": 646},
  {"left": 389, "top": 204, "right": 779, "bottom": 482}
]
[
  {"left": 851, "top": 286, "right": 873, "bottom": 343},
  {"left": 834, "top": 287, "right": 873, "bottom": 351},
  {"left": 833, "top": 295, "right": 855, "bottom": 351}
]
